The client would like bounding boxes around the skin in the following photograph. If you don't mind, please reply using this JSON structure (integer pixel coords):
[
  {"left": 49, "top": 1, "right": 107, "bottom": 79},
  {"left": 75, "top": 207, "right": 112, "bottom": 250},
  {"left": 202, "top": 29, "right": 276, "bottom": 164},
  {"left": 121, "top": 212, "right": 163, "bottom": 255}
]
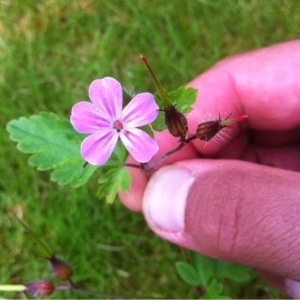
[{"left": 119, "top": 40, "right": 300, "bottom": 297}]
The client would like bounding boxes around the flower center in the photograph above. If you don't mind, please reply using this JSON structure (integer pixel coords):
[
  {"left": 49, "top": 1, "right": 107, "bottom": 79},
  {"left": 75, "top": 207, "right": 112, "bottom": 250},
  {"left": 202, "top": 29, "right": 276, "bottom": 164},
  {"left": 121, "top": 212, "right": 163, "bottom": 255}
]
[{"left": 113, "top": 120, "right": 123, "bottom": 132}]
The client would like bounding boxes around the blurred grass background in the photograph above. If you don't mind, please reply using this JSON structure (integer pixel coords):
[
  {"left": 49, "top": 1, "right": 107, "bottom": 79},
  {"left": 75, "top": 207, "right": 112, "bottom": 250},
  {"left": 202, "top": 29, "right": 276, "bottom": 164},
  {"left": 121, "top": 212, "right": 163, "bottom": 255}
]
[{"left": 0, "top": 0, "right": 299, "bottom": 298}]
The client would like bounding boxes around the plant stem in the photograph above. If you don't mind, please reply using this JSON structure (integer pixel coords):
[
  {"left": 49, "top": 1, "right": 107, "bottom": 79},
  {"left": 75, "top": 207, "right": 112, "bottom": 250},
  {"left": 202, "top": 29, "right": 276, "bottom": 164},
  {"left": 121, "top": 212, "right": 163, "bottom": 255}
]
[
  {"left": 124, "top": 163, "right": 142, "bottom": 169},
  {"left": 140, "top": 55, "right": 172, "bottom": 108},
  {"left": 125, "top": 134, "right": 197, "bottom": 172},
  {"left": 125, "top": 143, "right": 186, "bottom": 172},
  {"left": 0, "top": 285, "right": 26, "bottom": 292},
  {"left": 143, "top": 142, "right": 186, "bottom": 171},
  {"left": 7, "top": 208, "right": 53, "bottom": 258}
]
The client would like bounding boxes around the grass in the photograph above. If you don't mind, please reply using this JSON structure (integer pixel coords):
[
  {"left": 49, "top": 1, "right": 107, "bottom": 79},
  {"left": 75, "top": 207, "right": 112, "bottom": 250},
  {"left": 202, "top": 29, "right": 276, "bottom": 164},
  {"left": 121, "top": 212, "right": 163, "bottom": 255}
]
[{"left": 0, "top": 0, "right": 299, "bottom": 298}]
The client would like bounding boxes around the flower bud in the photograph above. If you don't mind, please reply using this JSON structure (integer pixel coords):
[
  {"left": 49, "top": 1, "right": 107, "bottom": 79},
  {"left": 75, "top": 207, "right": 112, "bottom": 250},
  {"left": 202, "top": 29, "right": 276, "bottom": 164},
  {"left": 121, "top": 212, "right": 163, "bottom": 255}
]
[
  {"left": 26, "top": 280, "right": 54, "bottom": 297},
  {"left": 196, "top": 119, "right": 222, "bottom": 141},
  {"left": 49, "top": 256, "right": 73, "bottom": 281},
  {"left": 196, "top": 114, "right": 248, "bottom": 141},
  {"left": 164, "top": 105, "right": 188, "bottom": 139}
]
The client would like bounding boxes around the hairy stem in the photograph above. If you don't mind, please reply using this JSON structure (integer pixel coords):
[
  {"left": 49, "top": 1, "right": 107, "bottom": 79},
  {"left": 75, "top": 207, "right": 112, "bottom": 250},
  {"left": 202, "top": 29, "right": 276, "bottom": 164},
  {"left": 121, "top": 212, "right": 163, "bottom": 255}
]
[{"left": 142, "top": 142, "right": 186, "bottom": 171}]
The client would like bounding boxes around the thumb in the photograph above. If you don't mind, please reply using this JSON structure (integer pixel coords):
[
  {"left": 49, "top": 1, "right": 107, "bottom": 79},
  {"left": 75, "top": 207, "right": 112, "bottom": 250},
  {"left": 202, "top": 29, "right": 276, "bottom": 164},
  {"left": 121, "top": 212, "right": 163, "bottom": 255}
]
[{"left": 142, "top": 159, "right": 300, "bottom": 281}]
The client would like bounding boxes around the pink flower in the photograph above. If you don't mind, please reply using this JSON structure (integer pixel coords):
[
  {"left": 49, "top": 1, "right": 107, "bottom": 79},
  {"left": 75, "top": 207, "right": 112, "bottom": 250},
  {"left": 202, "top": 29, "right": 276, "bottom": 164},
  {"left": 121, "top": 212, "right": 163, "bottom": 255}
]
[{"left": 71, "top": 77, "right": 159, "bottom": 166}]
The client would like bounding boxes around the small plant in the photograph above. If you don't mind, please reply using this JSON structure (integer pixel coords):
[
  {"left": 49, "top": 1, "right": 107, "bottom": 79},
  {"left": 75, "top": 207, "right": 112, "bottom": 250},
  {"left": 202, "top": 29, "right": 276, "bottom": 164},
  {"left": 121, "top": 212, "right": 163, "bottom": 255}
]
[
  {"left": 1, "top": 209, "right": 128, "bottom": 298},
  {"left": 176, "top": 252, "right": 252, "bottom": 299},
  {"left": 5, "top": 55, "right": 248, "bottom": 298}
]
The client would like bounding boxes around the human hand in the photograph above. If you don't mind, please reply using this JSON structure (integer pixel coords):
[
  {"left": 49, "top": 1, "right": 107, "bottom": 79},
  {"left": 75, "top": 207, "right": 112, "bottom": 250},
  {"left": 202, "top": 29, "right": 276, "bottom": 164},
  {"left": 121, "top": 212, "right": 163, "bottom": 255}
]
[{"left": 120, "top": 40, "right": 300, "bottom": 297}]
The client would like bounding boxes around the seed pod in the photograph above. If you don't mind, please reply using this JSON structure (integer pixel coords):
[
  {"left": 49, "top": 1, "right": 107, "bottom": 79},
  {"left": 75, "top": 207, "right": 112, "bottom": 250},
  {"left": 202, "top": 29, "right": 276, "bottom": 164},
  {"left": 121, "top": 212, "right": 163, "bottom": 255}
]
[
  {"left": 196, "top": 114, "right": 248, "bottom": 142},
  {"left": 196, "top": 116, "right": 223, "bottom": 142},
  {"left": 49, "top": 256, "right": 73, "bottom": 281},
  {"left": 164, "top": 105, "right": 188, "bottom": 139}
]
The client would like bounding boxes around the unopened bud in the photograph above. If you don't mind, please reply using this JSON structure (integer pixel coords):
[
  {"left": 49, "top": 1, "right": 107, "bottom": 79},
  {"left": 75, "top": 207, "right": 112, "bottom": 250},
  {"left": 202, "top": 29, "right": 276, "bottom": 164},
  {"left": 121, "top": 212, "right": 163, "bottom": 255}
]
[
  {"left": 49, "top": 256, "right": 73, "bottom": 281},
  {"left": 26, "top": 280, "right": 54, "bottom": 297},
  {"left": 164, "top": 105, "right": 188, "bottom": 139},
  {"left": 196, "top": 114, "right": 248, "bottom": 142},
  {"left": 196, "top": 119, "right": 222, "bottom": 142}
]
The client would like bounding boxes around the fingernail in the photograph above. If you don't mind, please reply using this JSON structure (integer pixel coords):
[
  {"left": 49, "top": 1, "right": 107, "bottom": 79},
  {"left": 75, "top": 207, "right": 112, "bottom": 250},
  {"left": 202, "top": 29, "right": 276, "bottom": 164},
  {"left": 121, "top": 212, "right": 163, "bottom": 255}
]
[
  {"left": 285, "top": 279, "right": 300, "bottom": 299},
  {"left": 143, "top": 165, "right": 195, "bottom": 232}
]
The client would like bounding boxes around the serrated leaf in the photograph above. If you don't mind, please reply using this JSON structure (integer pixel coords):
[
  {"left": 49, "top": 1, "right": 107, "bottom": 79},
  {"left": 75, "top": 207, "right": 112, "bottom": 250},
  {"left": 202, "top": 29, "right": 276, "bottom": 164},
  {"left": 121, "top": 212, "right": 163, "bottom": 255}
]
[
  {"left": 168, "top": 86, "right": 198, "bottom": 113},
  {"left": 151, "top": 110, "right": 165, "bottom": 132},
  {"left": 151, "top": 94, "right": 165, "bottom": 132},
  {"left": 51, "top": 159, "right": 98, "bottom": 187},
  {"left": 175, "top": 261, "right": 202, "bottom": 286},
  {"left": 217, "top": 263, "right": 251, "bottom": 283},
  {"left": 6, "top": 112, "right": 97, "bottom": 187},
  {"left": 97, "top": 167, "right": 131, "bottom": 204}
]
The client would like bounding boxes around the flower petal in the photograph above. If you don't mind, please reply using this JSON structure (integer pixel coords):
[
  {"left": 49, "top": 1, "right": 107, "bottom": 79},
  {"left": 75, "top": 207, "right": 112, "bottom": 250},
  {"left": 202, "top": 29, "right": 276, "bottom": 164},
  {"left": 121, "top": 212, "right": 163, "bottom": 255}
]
[
  {"left": 89, "top": 77, "right": 123, "bottom": 120},
  {"left": 71, "top": 101, "right": 111, "bottom": 134},
  {"left": 122, "top": 92, "right": 159, "bottom": 128},
  {"left": 120, "top": 128, "right": 159, "bottom": 163},
  {"left": 81, "top": 129, "right": 118, "bottom": 165}
]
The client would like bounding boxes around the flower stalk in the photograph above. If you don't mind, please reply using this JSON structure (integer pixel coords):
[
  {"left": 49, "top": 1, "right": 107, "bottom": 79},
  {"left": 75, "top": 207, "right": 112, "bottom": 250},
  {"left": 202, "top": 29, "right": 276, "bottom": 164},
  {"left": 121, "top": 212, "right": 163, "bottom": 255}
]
[
  {"left": 7, "top": 208, "right": 53, "bottom": 259},
  {"left": 0, "top": 285, "right": 26, "bottom": 292},
  {"left": 140, "top": 55, "right": 172, "bottom": 108},
  {"left": 142, "top": 142, "right": 186, "bottom": 171},
  {"left": 140, "top": 54, "right": 188, "bottom": 140}
]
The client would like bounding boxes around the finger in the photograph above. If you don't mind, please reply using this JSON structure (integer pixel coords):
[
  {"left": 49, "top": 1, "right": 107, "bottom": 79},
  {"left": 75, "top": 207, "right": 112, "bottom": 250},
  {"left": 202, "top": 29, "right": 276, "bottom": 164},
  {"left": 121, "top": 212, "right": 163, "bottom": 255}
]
[
  {"left": 149, "top": 40, "right": 300, "bottom": 159},
  {"left": 258, "top": 271, "right": 300, "bottom": 299},
  {"left": 187, "top": 40, "right": 300, "bottom": 154},
  {"left": 258, "top": 271, "right": 286, "bottom": 294},
  {"left": 285, "top": 278, "right": 300, "bottom": 299},
  {"left": 189, "top": 40, "right": 300, "bottom": 131},
  {"left": 143, "top": 159, "right": 300, "bottom": 281},
  {"left": 218, "top": 135, "right": 300, "bottom": 173}
]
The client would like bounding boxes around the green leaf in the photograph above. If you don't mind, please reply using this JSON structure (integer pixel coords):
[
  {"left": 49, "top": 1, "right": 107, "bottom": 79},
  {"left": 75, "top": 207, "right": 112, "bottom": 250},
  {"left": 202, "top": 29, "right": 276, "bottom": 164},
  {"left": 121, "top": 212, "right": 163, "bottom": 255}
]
[
  {"left": 168, "top": 86, "right": 198, "bottom": 113},
  {"left": 217, "top": 263, "right": 251, "bottom": 283},
  {"left": 151, "top": 94, "right": 165, "bottom": 132},
  {"left": 6, "top": 112, "right": 97, "bottom": 187},
  {"left": 151, "top": 110, "right": 165, "bottom": 132},
  {"left": 193, "top": 253, "right": 218, "bottom": 287},
  {"left": 151, "top": 86, "right": 198, "bottom": 132},
  {"left": 140, "top": 124, "right": 155, "bottom": 138},
  {"left": 51, "top": 158, "right": 97, "bottom": 187},
  {"left": 104, "top": 142, "right": 129, "bottom": 167},
  {"left": 175, "top": 261, "right": 202, "bottom": 286},
  {"left": 97, "top": 167, "right": 131, "bottom": 204},
  {"left": 201, "top": 279, "right": 225, "bottom": 299}
]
